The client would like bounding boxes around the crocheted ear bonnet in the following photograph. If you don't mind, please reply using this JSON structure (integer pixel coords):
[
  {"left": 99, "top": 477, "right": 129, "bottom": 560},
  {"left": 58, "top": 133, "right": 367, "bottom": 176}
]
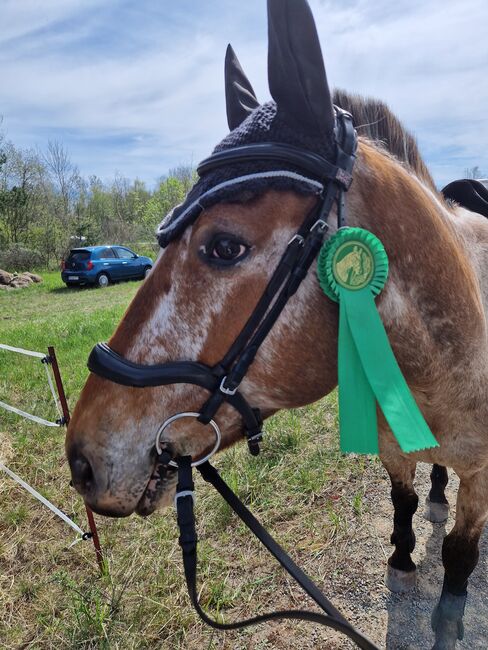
[
  {"left": 156, "top": 101, "right": 338, "bottom": 247},
  {"left": 157, "top": 0, "right": 338, "bottom": 248},
  {"left": 156, "top": 100, "right": 338, "bottom": 247}
]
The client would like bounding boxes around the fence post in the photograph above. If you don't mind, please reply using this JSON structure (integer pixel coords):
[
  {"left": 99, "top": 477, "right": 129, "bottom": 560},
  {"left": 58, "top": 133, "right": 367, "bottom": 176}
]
[{"left": 47, "top": 346, "right": 104, "bottom": 572}]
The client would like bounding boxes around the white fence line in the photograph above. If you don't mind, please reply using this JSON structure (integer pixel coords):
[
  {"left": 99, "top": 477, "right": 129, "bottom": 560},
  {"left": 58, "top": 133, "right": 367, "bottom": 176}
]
[
  {"left": 43, "top": 362, "right": 63, "bottom": 421},
  {"left": 0, "top": 344, "right": 62, "bottom": 427},
  {"left": 0, "top": 344, "right": 94, "bottom": 550},
  {"left": 0, "top": 400, "right": 60, "bottom": 427},
  {"left": 0, "top": 462, "right": 84, "bottom": 540},
  {"left": 0, "top": 343, "right": 46, "bottom": 359}
]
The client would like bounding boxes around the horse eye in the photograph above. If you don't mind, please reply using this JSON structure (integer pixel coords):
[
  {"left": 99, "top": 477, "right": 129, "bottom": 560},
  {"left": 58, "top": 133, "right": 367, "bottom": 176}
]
[{"left": 204, "top": 235, "right": 249, "bottom": 265}]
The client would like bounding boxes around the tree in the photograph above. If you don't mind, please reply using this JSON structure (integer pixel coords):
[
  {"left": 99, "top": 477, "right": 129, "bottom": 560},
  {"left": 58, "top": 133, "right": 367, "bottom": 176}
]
[
  {"left": 0, "top": 114, "right": 196, "bottom": 268},
  {"left": 143, "top": 176, "right": 186, "bottom": 235},
  {"left": 167, "top": 164, "right": 197, "bottom": 194},
  {"left": 464, "top": 166, "right": 485, "bottom": 180},
  {"left": 0, "top": 143, "right": 42, "bottom": 244}
]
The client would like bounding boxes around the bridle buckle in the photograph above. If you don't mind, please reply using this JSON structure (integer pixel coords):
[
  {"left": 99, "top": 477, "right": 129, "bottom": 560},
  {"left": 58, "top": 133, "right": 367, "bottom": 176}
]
[
  {"left": 311, "top": 219, "right": 329, "bottom": 233},
  {"left": 287, "top": 233, "right": 305, "bottom": 246},
  {"left": 219, "top": 376, "right": 238, "bottom": 396}
]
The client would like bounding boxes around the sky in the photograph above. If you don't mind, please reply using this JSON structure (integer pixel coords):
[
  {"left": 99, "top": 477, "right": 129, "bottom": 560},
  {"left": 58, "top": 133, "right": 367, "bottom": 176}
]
[{"left": 1, "top": 0, "right": 487, "bottom": 189}]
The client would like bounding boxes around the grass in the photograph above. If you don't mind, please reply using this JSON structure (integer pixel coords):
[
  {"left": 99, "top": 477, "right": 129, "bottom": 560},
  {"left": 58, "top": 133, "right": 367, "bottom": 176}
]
[{"left": 0, "top": 270, "right": 385, "bottom": 649}]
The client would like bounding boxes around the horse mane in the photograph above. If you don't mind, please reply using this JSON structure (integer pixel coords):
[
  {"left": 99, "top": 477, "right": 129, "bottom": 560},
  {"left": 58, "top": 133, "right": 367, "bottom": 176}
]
[{"left": 333, "top": 89, "right": 437, "bottom": 192}]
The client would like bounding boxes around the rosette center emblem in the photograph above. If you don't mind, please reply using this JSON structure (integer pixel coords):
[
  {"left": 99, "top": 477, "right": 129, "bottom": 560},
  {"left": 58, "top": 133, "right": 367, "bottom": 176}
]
[{"left": 332, "top": 241, "right": 374, "bottom": 290}]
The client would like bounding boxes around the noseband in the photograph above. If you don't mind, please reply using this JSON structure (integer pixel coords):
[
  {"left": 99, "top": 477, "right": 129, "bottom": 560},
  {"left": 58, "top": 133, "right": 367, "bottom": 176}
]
[
  {"left": 87, "top": 107, "right": 357, "bottom": 458},
  {"left": 85, "top": 110, "right": 379, "bottom": 649}
]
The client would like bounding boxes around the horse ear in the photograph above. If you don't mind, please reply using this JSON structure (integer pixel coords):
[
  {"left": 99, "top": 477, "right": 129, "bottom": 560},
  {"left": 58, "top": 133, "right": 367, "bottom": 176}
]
[
  {"left": 267, "top": 0, "right": 335, "bottom": 137},
  {"left": 225, "top": 44, "right": 260, "bottom": 131}
]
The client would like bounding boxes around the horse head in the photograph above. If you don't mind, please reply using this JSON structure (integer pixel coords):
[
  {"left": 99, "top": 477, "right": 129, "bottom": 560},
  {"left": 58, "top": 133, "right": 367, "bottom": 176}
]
[{"left": 65, "top": 0, "right": 349, "bottom": 517}]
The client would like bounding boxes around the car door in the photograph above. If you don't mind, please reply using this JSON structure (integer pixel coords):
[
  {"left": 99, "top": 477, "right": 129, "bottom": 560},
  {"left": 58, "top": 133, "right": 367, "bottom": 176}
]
[
  {"left": 114, "top": 247, "right": 139, "bottom": 278},
  {"left": 98, "top": 247, "right": 122, "bottom": 280}
]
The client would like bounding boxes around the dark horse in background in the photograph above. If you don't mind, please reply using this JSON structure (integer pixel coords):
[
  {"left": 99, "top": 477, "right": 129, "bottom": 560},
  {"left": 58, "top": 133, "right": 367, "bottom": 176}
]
[{"left": 66, "top": 1, "right": 488, "bottom": 647}]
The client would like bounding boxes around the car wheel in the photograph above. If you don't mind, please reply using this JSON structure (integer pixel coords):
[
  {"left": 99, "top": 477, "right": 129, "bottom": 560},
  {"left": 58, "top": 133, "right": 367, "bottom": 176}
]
[
  {"left": 97, "top": 273, "right": 110, "bottom": 288},
  {"left": 144, "top": 266, "right": 152, "bottom": 279}
]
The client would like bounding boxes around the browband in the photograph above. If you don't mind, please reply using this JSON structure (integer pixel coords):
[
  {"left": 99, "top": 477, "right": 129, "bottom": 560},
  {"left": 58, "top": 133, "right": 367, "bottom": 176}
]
[{"left": 197, "top": 143, "right": 353, "bottom": 189}]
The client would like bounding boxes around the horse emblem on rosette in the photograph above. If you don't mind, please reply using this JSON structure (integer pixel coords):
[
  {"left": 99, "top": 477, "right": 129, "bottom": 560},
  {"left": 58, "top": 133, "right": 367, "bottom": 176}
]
[
  {"left": 333, "top": 243, "right": 374, "bottom": 290},
  {"left": 66, "top": 1, "right": 488, "bottom": 648}
]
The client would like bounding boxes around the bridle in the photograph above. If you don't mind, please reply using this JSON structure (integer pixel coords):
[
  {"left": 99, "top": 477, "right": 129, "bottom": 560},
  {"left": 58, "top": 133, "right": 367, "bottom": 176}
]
[
  {"left": 86, "top": 109, "right": 380, "bottom": 649},
  {"left": 87, "top": 107, "right": 357, "bottom": 458}
]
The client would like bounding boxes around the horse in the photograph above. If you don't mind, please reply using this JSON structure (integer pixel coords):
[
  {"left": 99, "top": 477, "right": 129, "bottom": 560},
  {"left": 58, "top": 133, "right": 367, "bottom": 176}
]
[{"left": 66, "top": 1, "right": 488, "bottom": 648}]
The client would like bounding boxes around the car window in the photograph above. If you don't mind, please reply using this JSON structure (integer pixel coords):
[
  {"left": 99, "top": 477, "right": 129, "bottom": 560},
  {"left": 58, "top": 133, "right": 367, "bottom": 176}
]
[
  {"left": 67, "top": 250, "right": 91, "bottom": 262},
  {"left": 98, "top": 248, "right": 116, "bottom": 259},
  {"left": 115, "top": 248, "right": 136, "bottom": 259}
]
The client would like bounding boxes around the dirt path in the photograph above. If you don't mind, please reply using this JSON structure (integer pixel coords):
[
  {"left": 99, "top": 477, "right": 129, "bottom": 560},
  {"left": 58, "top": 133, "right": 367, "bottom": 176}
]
[
  {"left": 230, "top": 463, "right": 488, "bottom": 650},
  {"left": 322, "top": 462, "right": 488, "bottom": 649}
]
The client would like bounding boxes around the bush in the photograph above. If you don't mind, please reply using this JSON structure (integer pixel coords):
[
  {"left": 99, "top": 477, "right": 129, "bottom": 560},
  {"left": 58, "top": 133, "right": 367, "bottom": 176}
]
[
  {"left": 0, "top": 244, "right": 43, "bottom": 272},
  {"left": 124, "top": 242, "right": 159, "bottom": 261}
]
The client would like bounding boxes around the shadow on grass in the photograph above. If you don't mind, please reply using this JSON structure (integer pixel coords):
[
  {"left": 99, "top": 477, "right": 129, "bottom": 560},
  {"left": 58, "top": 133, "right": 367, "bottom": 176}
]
[
  {"left": 50, "top": 278, "right": 145, "bottom": 295},
  {"left": 50, "top": 285, "right": 92, "bottom": 294}
]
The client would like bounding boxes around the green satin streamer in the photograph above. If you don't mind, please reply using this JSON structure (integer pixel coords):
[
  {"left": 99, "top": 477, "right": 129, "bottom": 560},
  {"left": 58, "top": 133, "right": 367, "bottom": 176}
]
[
  {"left": 338, "top": 286, "right": 438, "bottom": 454},
  {"left": 317, "top": 227, "right": 439, "bottom": 455},
  {"left": 337, "top": 293, "right": 378, "bottom": 453}
]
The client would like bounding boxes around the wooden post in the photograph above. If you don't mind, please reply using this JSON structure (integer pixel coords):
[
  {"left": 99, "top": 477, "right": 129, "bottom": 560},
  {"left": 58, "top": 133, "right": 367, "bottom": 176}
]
[{"left": 47, "top": 346, "right": 104, "bottom": 572}]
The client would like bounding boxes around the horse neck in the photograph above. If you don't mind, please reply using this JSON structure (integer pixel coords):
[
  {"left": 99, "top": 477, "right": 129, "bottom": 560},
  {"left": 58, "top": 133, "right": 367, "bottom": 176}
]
[{"left": 345, "top": 142, "right": 487, "bottom": 388}]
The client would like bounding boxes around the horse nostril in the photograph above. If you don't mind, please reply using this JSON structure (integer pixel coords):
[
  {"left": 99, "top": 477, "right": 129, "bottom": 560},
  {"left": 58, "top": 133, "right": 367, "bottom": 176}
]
[{"left": 71, "top": 453, "right": 95, "bottom": 495}]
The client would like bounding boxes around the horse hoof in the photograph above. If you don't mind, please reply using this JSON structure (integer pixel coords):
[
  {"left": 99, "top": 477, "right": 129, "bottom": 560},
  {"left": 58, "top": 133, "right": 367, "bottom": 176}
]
[
  {"left": 431, "top": 635, "right": 458, "bottom": 650},
  {"left": 424, "top": 498, "right": 449, "bottom": 523},
  {"left": 385, "top": 564, "right": 417, "bottom": 592},
  {"left": 431, "top": 616, "right": 463, "bottom": 649},
  {"left": 431, "top": 592, "right": 466, "bottom": 649}
]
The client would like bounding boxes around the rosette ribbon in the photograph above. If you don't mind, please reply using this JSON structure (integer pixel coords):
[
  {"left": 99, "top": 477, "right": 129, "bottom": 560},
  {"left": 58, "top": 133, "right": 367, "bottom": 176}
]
[{"left": 317, "top": 228, "right": 439, "bottom": 455}]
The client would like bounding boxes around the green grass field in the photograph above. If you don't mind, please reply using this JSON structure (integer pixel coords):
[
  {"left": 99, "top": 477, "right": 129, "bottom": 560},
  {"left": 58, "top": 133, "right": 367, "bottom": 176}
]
[{"left": 0, "top": 272, "right": 383, "bottom": 649}]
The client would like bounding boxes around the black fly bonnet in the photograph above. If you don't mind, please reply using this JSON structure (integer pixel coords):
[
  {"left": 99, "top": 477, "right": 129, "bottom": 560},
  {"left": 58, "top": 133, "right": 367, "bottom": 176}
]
[{"left": 157, "top": 100, "right": 349, "bottom": 247}]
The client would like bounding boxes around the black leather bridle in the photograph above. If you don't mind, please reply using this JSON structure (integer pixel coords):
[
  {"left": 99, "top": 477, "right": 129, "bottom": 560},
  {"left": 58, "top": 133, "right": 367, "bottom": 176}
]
[
  {"left": 88, "top": 108, "right": 357, "bottom": 457},
  {"left": 86, "top": 109, "right": 380, "bottom": 649}
]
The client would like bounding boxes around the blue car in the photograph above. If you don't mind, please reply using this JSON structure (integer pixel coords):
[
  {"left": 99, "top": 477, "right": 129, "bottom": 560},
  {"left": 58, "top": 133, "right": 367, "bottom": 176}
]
[{"left": 61, "top": 245, "right": 153, "bottom": 288}]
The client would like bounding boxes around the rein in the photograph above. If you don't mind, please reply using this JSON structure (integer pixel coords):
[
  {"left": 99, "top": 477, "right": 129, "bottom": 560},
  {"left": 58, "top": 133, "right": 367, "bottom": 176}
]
[
  {"left": 173, "top": 455, "right": 378, "bottom": 650},
  {"left": 86, "top": 108, "right": 381, "bottom": 648}
]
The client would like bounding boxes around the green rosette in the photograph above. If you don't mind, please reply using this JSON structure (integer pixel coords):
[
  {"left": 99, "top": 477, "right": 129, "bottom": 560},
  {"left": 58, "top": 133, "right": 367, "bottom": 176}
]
[
  {"left": 317, "top": 227, "right": 389, "bottom": 302},
  {"left": 317, "top": 227, "right": 439, "bottom": 455}
]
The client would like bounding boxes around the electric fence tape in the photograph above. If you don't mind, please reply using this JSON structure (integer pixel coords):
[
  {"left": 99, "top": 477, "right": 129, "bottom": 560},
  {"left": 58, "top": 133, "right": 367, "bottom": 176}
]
[
  {"left": 0, "top": 343, "right": 62, "bottom": 426},
  {"left": 0, "top": 343, "right": 91, "bottom": 544},
  {"left": 0, "top": 462, "right": 88, "bottom": 544}
]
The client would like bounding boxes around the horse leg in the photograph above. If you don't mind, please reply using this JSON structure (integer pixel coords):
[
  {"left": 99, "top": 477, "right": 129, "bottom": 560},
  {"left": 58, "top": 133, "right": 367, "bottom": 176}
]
[
  {"left": 384, "top": 458, "right": 418, "bottom": 592},
  {"left": 425, "top": 464, "right": 449, "bottom": 523},
  {"left": 432, "top": 471, "right": 488, "bottom": 649}
]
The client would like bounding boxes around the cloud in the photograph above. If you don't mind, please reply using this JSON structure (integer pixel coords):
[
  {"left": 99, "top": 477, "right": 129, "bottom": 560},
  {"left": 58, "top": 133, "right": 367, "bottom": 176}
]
[
  {"left": 310, "top": 0, "right": 488, "bottom": 184},
  {"left": 1, "top": 0, "right": 487, "bottom": 187}
]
